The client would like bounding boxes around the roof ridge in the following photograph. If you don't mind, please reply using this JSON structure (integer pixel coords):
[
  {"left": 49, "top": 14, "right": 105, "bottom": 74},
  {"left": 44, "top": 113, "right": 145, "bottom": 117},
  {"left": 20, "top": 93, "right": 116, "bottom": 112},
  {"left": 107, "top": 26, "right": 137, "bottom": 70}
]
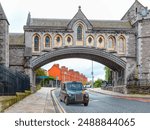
[
  {"left": 32, "top": 18, "right": 70, "bottom": 20},
  {"left": 0, "top": 2, "right": 9, "bottom": 24},
  {"left": 121, "top": 0, "right": 145, "bottom": 20}
]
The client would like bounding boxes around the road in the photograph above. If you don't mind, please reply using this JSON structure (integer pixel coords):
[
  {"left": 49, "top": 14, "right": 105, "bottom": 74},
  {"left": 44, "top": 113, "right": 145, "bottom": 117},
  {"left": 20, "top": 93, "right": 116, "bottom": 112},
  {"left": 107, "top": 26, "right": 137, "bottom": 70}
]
[{"left": 54, "top": 89, "right": 150, "bottom": 113}]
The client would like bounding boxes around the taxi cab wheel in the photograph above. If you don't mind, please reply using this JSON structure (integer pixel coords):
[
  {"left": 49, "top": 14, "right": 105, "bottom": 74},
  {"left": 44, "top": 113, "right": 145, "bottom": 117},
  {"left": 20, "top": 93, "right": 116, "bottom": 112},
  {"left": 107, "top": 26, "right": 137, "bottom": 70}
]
[
  {"left": 65, "top": 97, "right": 69, "bottom": 105},
  {"left": 84, "top": 103, "right": 88, "bottom": 106}
]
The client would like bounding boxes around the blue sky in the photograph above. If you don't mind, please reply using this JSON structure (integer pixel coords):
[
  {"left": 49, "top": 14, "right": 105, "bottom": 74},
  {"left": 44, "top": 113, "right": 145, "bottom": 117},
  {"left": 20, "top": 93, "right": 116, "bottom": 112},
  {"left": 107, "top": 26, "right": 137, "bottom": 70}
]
[{"left": 1, "top": 0, "right": 150, "bottom": 81}]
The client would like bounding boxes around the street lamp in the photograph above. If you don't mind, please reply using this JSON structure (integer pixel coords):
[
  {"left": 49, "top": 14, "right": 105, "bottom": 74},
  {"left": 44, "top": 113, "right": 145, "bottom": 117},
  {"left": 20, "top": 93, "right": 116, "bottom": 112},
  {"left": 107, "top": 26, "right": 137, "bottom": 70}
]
[{"left": 91, "top": 61, "right": 94, "bottom": 88}]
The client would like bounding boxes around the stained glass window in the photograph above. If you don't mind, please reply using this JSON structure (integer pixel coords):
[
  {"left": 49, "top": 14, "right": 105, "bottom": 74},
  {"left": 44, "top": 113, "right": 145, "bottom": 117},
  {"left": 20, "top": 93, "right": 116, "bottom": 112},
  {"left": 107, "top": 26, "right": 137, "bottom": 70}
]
[
  {"left": 56, "top": 36, "right": 60, "bottom": 43},
  {"left": 77, "top": 25, "right": 82, "bottom": 41},
  {"left": 34, "top": 36, "right": 39, "bottom": 51},
  {"left": 45, "top": 36, "right": 50, "bottom": 47}
]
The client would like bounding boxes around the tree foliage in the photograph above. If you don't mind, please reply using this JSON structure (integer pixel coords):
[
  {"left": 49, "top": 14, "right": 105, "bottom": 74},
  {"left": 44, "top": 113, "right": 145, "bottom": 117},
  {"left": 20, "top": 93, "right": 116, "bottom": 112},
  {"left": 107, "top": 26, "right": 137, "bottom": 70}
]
[
  {"left": 35, "top": 68, "right": 47, "bottom": 76},
  {"left": 104, "top": 66, "right": 111, "bottom": 81},
  {"left": 94, "top": 79, "right": 103, "bottom": 88}
]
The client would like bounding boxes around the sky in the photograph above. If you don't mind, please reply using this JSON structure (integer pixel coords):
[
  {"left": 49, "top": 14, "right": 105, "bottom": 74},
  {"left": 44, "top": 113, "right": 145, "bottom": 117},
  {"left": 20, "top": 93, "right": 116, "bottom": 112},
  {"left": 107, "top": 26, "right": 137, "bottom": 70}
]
[{"left": 1, "top": 0, "right": 150, "bottom": 81}]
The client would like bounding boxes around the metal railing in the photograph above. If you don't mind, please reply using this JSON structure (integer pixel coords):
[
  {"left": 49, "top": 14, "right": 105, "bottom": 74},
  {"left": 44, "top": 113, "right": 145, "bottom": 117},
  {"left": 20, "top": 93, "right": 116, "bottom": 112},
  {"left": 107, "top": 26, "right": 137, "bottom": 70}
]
[
  {"left": 0, "top": 65, "right": 30, "bottom": 96},
  {"left": 127, "top": 79, "right": 150, "bottom": 87}
]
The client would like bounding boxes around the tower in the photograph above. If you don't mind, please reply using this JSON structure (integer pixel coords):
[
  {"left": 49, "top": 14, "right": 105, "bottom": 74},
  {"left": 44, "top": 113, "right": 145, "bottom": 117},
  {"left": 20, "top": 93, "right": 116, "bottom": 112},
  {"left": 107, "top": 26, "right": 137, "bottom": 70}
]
[{"left": 0, "top": 3, "right": 9, "bottom": 67}]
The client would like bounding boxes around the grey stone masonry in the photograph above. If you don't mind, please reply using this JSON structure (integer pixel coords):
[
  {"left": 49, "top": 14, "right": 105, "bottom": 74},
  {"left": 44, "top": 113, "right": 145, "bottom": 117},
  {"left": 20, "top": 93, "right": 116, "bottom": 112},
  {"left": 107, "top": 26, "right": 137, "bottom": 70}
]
[
  {"left": 0, "top": 0, "right": 149, "bottom": 93},
  {"left": 0, "top": 3, "right": 9, "bottom": 67},
  {"left": 140, "top": 20, "right": 150, "bottom": 79}
]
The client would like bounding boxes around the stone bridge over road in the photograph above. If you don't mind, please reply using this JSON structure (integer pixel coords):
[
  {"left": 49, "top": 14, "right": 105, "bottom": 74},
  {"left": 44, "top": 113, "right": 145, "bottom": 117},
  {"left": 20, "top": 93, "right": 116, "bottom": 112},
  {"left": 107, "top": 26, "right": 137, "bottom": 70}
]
[{"left": 1, "top": 1, "right": 150, "bottom": 93}]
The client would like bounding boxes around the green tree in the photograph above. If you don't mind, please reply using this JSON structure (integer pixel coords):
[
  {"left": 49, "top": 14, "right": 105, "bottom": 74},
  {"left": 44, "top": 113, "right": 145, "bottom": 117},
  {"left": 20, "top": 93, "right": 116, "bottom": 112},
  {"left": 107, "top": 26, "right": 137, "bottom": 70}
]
[
  {"left": 94, "top": 79, "right": 103, "bottom": 88},
  {"left": 104, "top": 66, "right": 111, "bottom": 81},
  {"left": 35, "top": 68, "right": 47, "bottom": 76}
]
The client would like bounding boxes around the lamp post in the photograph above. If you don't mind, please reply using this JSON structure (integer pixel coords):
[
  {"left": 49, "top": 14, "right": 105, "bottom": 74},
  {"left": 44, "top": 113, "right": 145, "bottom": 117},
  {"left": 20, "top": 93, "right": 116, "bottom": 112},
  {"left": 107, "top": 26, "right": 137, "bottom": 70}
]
[{"left": 91, "top": 61, "right": 94, "bottom": 88}]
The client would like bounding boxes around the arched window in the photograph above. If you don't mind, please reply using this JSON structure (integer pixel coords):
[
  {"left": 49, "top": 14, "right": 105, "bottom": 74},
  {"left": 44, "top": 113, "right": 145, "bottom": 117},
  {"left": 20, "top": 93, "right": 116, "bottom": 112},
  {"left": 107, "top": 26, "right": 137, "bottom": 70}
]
[
  {"left": 56, "top": 36, "right": 60, "bottom": 43},
  {"left": 54, "top": 34, "right": 62, "bottom": 47},
  {"left": 97, "top": 35, "right": 105, "bottom": 48},
  {"left": 65, "top": 35, "right": 73, "bottom": 46},
  {"left": 118, "top": 37, "right": 125, "bottom": 53},
  {"left": 77, "top": 25, "right": 82, "bottom": 41},
  {"left": 34, "top": 35, "right": 39, "bottom": 51},
  {"left": 88, "top": 37, "right": 92, "bottom": 43},
  {"left": 108, "top": 36, "right": 115, "bottom": 50},
  {"left": 67, "top": 37, "right": 71, "bottom": 43},
  {"left": 108, "top": 38, "right": 113, "bottom": 48},
  {"left": 86, "top": 35, "right": 94, "bottom": 46},
  {"left": 45, "top": 36, "right": 50, "bottom": 48}
]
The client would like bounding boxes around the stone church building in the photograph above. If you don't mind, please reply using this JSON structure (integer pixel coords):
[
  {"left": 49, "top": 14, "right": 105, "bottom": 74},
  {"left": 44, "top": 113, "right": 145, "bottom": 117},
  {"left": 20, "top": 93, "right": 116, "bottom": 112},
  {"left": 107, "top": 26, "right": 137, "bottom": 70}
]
[{"left": 0, "top": 0, "right": 150, "bottom": 93}]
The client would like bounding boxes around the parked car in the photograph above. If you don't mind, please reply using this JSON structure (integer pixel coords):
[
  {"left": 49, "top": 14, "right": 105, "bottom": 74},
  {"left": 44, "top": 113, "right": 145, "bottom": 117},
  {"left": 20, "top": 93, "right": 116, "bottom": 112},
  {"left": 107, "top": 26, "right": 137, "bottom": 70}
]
[
  {"left": 59, "top": 81, "right": 89, "bottom": 106},
  {"left": 101, "top": 81, "right": 113, "bottom": 88},
  {"left": 84, "top": 84, "right": 91, "bottom": 88}
]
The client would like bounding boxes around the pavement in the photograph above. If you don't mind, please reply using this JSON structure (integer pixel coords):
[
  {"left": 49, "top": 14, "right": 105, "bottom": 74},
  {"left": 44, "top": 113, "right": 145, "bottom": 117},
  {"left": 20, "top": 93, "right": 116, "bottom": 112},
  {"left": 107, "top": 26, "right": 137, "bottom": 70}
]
[
  {"left": 88, "top": 88, "right": 150, "bottom": 102},
  {"left": 4, "top": 87, "right": 56, "bottom": 113},
  {"left": 3, "top": 87, "right": 150, "bottom": 113}
]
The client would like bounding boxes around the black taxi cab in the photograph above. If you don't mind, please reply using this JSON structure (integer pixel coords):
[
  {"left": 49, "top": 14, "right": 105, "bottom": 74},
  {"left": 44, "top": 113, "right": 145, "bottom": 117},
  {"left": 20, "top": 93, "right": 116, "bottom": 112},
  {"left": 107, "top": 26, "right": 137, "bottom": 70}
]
[{"left": 59, "top": 81, "right": 89, "bottom": 106}]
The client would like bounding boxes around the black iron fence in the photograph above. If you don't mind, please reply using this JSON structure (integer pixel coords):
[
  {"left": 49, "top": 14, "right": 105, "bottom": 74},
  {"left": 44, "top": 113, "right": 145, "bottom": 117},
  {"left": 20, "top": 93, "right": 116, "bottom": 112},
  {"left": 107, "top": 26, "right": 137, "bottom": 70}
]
[
  {"left": 127, "top": 79, "right": 150, "bottom": 87},
  {"left": 0, "top": 65, "right": 30, "bottom": 96}
]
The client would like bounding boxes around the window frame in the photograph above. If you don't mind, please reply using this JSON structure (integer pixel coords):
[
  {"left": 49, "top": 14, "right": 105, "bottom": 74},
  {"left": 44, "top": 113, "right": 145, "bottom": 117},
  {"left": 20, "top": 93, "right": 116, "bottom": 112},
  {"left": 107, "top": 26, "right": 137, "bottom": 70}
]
[{"left": 33, "top": 34, "right": 40, "bottom": 52}]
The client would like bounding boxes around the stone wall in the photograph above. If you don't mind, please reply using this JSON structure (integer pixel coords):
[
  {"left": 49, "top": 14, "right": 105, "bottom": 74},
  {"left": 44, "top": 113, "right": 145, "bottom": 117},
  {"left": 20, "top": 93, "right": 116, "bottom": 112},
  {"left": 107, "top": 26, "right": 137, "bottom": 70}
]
[
  {"left": 0, "top": 20, "right": 9, "bottom": 67},
  {"left": 140, "top": 20, "right": 150, "bottom": 79},
  {"left": 9, "top": 45, "right": 25, "bottom": 72}
]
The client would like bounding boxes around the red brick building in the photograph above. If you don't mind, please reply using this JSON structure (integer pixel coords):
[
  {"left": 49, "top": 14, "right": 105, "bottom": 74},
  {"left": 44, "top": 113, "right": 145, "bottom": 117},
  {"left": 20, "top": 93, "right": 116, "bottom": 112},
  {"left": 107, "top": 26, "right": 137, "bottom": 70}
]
[{"left": 48, "top": 64, "right": 87, "bottom": 84}]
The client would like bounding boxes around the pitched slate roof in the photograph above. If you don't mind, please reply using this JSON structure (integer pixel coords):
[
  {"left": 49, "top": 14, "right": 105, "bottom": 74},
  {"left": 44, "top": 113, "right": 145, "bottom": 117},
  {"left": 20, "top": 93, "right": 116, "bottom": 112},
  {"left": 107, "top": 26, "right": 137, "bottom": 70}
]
[
  {"left": 29, "top": 18, "right": 132, "bottom": 29},
  {"left": 9, "top": 33, "right": 24, "bottom": 45},
  {"left": 90, "top": 20, "right": 131, "bottom": 29},
  {"left": 0, "top": 3, "right": 9, "bottom": 24},
  {"left": 30, "top": 18, "right": 70, "bottom": 27}
]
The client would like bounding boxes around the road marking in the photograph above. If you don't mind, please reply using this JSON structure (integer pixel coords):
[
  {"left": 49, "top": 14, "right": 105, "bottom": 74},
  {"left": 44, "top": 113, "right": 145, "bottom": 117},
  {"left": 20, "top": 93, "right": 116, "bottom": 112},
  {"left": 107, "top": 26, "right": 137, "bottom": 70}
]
[
  {"left": 90, "top": 99, "right": 99, "bottom": 102},
  {"left": 52, "top": 90, "right": 66, "bottom": 113}
]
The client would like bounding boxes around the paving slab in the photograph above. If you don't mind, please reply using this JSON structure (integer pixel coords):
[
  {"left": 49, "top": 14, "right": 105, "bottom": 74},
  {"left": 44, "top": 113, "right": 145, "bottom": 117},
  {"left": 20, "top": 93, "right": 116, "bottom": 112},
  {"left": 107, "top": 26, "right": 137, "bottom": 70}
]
[{"left": 4, "top": 87, "right": 55, "bottom": 113}]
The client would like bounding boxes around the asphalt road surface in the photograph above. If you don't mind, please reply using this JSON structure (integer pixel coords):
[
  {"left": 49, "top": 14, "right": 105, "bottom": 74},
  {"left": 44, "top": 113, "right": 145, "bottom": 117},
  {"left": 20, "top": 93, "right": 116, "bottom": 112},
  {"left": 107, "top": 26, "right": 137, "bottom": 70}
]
[{"left": 54, "top": 89, "right": 150, "bottom": 113}]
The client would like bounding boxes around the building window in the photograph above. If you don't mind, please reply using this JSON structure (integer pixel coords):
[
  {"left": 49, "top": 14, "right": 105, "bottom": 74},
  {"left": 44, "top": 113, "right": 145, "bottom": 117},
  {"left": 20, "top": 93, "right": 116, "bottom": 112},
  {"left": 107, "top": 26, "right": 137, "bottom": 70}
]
[
  {"left": 86, "top": 35, "right": 94, "bottom": 46},
  {"left": 97, "top": 36, "right": 105, "bottom": 48},
  {"left": 88, "top": 37, "right": 92, "bottom": 44},
  {"left": 98, "top": 37, "right": 103, "bottom": 44},
  {"left": 34, "top": 35, "right": 39, "bottom": 51},
  {"left": 77, "top": 25, "right": 82, "bottom": 41},
  {"left": 108, "top": 38, "right": 113, "bottom": 48},
  {"left": 56, "top": 36, "right": 60, "bottom": 43},
  {"left": 118, "top": 37, "right": 125, "bottom": 53},
  {"left": 67, "top": 37, "right": 71, "bottom": 43},
  {"left": 108, "top": 36, "right": 115, "bottom": 50},
  {"left": 54, "top": 34, "right": 62, "bottom": 47},
  {"left": 45, "top": 36, "right": 50, "bottom": 47},
  {"left": 65, "top": 35, "right": 73, "bottom": 46},
  {"left": 136, "top": 8, "right": 138, "bottom": 14}
]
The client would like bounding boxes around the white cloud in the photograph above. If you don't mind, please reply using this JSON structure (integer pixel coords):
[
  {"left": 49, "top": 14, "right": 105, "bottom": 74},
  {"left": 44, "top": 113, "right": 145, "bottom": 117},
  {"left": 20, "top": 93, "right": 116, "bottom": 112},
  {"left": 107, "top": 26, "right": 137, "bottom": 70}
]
[
  {"left": 42, "top": 58, "right": 105, "bottom": 81},
  {"left": 1, "top": 0, "right": 150, "bottom": 32}
]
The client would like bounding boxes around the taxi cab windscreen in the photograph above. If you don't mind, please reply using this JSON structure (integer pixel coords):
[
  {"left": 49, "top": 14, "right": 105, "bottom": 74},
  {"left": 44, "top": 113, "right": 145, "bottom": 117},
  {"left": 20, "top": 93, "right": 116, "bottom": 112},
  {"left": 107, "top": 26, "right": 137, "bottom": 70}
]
[{"left": 66, "top": 82, "right": 83, "bottom": 91}]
